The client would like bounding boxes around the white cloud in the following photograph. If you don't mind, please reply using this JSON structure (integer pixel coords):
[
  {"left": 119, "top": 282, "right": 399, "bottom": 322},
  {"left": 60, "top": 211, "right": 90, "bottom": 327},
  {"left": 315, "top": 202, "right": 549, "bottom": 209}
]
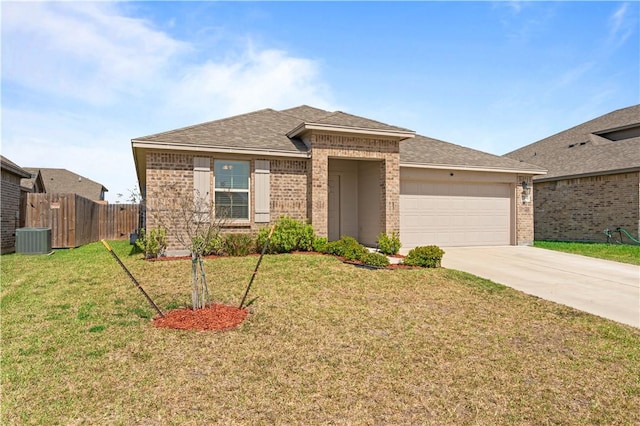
[
  {"left": 608, "top": 2, "right": 635, "bottom": 47},
  {"left": 2, "top": 2, "right": 187, "bottom": 105},
  {"left": 166, "top": 46, "right": 334, "bottom": 123},
  {"left": 1, "top": 2, "right": 335, "bottom": 202}
]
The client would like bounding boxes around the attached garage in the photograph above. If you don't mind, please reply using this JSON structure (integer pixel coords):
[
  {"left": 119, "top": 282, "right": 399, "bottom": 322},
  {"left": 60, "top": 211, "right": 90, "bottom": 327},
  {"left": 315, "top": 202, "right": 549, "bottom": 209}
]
[{"left": 400, "top": 168, "right": 515, "bottom": 248}]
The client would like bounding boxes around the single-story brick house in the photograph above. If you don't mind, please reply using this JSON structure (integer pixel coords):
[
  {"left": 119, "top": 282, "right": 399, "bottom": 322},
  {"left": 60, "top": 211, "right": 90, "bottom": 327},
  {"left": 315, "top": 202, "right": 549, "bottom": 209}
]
[
  {"left": 1, "top": 156, "right": 32, "bottom": 254},
  {"left": 504, "top": 104, "right": 640, "bottom": 242},
  {"left": 132, "top": 106, "right": 545, "bottom": 253}
]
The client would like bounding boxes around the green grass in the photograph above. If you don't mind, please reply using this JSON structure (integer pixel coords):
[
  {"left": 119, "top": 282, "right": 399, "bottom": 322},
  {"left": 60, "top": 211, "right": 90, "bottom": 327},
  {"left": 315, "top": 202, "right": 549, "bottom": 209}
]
[
  {"left": 2, "top": 241, "right": 640, "bottom": 424},
  {"left": 534, "top": 240, "right": 640, "bottom": 265}
]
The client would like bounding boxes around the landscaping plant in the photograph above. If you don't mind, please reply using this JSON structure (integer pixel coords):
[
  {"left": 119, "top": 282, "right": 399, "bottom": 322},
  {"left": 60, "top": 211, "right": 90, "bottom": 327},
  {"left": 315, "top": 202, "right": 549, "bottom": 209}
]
[
  {"left": 135, "top": 227, "right": 167, "bottom": 259},
  {"left": 257, "top": 216, "right": 315, "bottom": 253},
  {"left": 376, "top": 231, "right": 401, "bottom": 255},
  {"left": 404, "top": 245, "right": 445, "bottom": 268},
  {"left": 146, "top": 183, "right": 228, "bottom": 309}
]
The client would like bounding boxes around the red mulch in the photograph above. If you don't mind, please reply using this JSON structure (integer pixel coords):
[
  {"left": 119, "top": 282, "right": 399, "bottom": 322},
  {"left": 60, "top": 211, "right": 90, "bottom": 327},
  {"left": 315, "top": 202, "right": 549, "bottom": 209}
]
[{"left": 153, "top": 304, "right": 248, "bottom": 331}]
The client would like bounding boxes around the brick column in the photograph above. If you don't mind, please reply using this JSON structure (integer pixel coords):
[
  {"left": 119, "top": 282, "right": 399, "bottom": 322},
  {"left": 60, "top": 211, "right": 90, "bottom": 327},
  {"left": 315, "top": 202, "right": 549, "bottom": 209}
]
[
  {"left": 380, "top": 156, "right": 400, "bottom": 234},
  {"left": 516, "top": 176, "right": 534, "bottom": 245},
  {"left": 311, "top": 150, "right": 329, "bottom": 237}
]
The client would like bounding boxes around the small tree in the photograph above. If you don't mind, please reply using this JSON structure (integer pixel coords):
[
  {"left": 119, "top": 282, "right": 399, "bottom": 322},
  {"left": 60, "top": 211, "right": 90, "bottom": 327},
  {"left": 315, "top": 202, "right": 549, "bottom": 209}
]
[{"left": 147, "top": 183, "right": 227, "bottom": 309}]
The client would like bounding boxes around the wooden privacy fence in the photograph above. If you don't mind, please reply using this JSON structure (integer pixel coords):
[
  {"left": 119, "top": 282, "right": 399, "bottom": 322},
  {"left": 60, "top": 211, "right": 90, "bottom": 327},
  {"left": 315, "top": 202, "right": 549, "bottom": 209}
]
[{"left": 25, "top": 193, "right": 140, "bottom": 248}]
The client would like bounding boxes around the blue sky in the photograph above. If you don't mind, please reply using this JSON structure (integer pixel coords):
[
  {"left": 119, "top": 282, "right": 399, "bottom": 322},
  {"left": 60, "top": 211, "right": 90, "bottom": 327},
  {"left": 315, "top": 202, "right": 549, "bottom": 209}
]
[{"left": 2, "top": 1, "right": 638, "bottom": 202}]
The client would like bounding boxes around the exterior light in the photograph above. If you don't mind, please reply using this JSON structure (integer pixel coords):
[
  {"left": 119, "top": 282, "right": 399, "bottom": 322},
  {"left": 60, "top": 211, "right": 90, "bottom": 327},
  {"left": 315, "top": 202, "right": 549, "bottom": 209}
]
[{"left": 521, "top": 181, "right": 531, "bottom": 203}]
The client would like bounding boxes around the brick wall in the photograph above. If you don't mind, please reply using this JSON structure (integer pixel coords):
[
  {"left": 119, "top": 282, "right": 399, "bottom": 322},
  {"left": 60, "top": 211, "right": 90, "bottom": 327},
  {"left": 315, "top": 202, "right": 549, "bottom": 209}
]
[
  {"left": 534, "top": 171, "right": 640, "bottom": 242},
  {"left": 269, "top": 159, "right": 308, "bottom": 222},
  {"left": 309, "top": 133, "right": 400, "bottom": 237},
  {"left": 145, "top": 151, "right": 312, "bottom": 252},
  {"left": 516, "top": 175, "right": 534, "bottom": 245},
  {"left": 1, "top": 171, "right": 23, "bottom": 254}
]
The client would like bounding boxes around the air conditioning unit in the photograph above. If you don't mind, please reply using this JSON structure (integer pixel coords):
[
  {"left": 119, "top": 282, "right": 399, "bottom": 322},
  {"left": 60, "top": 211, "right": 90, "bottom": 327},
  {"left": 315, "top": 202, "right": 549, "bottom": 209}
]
[{"left": 16, "top": 228, "right": 52, "bottom": 255}]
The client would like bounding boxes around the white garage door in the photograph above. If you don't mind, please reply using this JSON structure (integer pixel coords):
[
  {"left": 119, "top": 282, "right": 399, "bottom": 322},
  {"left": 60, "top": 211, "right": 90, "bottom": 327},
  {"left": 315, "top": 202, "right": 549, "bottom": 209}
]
[{"left": 400, "top": 181, "right": 511, "bottom": 248}]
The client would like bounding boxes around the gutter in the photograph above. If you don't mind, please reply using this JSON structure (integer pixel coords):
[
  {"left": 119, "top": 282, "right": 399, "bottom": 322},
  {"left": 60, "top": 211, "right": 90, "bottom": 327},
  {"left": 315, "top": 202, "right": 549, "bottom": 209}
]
[
  {"left": 400, "top": 161, "right": 548, "bottom": 175},
  {"left": 131, "top": 139, "right": 310, "bottom": 158},
  {"left": 533, "top": 166, "right": 640, "bottom": 183}
]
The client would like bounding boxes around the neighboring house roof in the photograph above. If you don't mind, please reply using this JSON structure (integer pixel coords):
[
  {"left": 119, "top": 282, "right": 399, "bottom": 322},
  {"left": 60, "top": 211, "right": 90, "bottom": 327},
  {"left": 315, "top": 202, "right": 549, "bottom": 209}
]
[
  {"left": 504, "top": 104, "right": 640, "bottom": 181},
  {"left": 0, "top": 155, "right": 31, "bottom": 179},
  {"left": 133, "top": 105, "right": 545, "bottom": 178},
  {"left": 24, "top": 168, "right": 108, "bottom": 201},
  {"left": 20, "top": 169, "right": 46, "bottom": 193}
]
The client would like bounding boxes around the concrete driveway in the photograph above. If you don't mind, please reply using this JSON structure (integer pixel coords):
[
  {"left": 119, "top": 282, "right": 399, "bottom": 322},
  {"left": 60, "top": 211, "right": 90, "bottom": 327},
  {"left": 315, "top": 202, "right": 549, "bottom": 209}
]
[{"left": 440, "top": 246, "right": 640, "bottom": 328}]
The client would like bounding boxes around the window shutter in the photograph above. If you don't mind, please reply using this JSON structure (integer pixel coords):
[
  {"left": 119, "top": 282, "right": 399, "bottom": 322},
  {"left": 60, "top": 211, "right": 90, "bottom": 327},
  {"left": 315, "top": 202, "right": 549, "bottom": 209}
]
[
  {"left": 254, "top": 160, "right": 270, "bottom": 223},
  {"left": 193, "top": 157, "right": 211, "bottom": 207}
]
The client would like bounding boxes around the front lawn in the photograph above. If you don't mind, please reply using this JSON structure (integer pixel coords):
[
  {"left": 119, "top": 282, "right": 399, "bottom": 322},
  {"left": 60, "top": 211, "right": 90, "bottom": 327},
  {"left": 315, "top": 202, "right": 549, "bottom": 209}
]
[
  {"left": 534, "top": 240, "right": 640, "bottom": 265},
  {"left": 2, "top": 241, "right": 639, "bottom": 424}
]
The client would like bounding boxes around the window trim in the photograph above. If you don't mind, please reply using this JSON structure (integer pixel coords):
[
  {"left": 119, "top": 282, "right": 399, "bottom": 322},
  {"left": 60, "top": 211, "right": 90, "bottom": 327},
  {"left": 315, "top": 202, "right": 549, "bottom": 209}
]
[{"left": 214, "top": 159, "right": 250, "bottom": 223}]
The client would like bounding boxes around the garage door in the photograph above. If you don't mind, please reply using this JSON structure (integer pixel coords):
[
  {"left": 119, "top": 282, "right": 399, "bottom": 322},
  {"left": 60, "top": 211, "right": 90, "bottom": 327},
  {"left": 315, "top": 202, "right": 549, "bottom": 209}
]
[{"left": 400, "top": 181, "right": 511, "bottom": 248}]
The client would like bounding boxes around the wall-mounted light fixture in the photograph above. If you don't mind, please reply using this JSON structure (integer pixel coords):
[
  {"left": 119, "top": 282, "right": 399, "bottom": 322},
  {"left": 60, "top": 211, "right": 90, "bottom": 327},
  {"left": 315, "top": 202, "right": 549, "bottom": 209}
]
[{"left": 521, "top": 181, "right": 531, "bottom": 203}]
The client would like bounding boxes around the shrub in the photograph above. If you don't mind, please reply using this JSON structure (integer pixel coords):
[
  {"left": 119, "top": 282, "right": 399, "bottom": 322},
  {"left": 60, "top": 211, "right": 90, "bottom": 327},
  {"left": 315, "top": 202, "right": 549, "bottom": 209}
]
[
  {"left": 360, "top": 252, "right": 390, "bottom": 268},
  {"left": 135, "top": 227, "right": 167, "bottom": 259},
  {"left": 312, "top": 236, "right": 328, "bottom": 253},
  {"left": 323, "top": 236, "right": 369, "bottom": 261},
  {"left": 222, "top": 233, "right": 256, "bottom": 257},
  {"left": 404, "top": 245, "right": 445, "bottom": 268},
  {"left": 377, "top": 232, "right": 401, "bottom": 255},
  {"left": 257, "top": 216, "right": 316, "bottom": 253}
]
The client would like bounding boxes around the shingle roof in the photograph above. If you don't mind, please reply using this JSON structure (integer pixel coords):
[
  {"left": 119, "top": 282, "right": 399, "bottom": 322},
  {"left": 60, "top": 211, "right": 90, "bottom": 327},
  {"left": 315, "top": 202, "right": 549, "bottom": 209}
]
[
  {"left": 401, "top": 135, "right": 545, "bottom": 172},
  {"left": 504, "top": 105, "right": 640, "bottom": 180},
  {"left": 134, "top": 105, "right": 544, "bottom": 173},
  {"left": 0, "top": 155, "right": 31, "bottom": 178},
  {"left": 135, "top": 108, "right": 308, "bottom": 154},
  {"left": 24, "top": 168, "right": 108, "bottom": 201}
]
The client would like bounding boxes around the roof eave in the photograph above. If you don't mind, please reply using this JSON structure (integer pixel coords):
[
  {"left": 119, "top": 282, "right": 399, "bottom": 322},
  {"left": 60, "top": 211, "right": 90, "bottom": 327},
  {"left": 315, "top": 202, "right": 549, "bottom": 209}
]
[
  {"left": 287, "top": 122, "right": 416, "bottom": 140},
  {"left": 131, "top": 139, "right": 310, "bottom": 158},
  {"left": 533, "top": 166, "right": 640, "bottom": 182},
  {"left": 400, "top": 161, "right": 548, "bottom": 175}
]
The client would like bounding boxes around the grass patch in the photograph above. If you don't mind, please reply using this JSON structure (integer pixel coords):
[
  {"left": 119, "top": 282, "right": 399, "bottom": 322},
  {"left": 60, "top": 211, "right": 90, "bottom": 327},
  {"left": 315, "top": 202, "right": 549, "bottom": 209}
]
[
  {"left": 534, "top": 240, "right": 640, "bottom": 265},
  {"left": 2, "top": 241, "right": 640, "bottom": 424}
]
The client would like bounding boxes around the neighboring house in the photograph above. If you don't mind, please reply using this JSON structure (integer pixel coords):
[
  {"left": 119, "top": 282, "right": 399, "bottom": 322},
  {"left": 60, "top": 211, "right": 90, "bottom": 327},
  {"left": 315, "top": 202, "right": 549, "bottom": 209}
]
[
  {"left": 1, "top": 156, "right": 32, "bottom": 254},
  {"left": 132, "top": 105, "right": 545, "bottom": 253},
  {"left": 24, "top": 168, "right": 109, "bottom": 202},
  {"left": 504, "top": 104, "right": 640, "bottom": 242},
  {"left": 20, "top": 169, "right": 45, "bottom": 194}
]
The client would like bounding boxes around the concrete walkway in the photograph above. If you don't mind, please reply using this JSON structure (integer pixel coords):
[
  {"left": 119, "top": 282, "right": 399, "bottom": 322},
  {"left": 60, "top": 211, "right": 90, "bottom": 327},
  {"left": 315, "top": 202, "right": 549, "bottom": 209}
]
[{"left": 440, "top": 246, "right": 640, "bottom": 328}]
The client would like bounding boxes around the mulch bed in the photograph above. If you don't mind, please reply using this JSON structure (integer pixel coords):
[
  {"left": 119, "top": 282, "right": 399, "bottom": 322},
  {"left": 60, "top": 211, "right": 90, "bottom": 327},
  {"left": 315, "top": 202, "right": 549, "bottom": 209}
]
[{"left": 153, "top": 304, "right": 248, "bottom": 331}]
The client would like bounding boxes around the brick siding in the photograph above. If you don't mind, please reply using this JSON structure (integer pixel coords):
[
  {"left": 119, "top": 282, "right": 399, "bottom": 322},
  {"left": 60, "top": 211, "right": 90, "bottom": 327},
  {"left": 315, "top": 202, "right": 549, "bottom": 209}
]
[
  {"left": 1, "top": 171, "right": 23, "bottom": 254},
  {"left": 516, "top": 175, "right": 534, "bottom": 245},
  {"left": 534, "top": 171, "right": 640, "bottom": 242},
  {"left": 144, "top": 152, "right": 312, "bottom": 251},
  {"left": 310, "top": 133, "right": 400, "bottom": 237},
  {"left": 269, "top": 159, "right": 308, "bottom": 222}
]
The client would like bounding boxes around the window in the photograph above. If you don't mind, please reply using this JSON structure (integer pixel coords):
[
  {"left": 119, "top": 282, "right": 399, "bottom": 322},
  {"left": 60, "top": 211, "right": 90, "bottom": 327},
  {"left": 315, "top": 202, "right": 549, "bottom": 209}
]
[{"left": 214, "top": 160, "right": 249, "bottom": 220}]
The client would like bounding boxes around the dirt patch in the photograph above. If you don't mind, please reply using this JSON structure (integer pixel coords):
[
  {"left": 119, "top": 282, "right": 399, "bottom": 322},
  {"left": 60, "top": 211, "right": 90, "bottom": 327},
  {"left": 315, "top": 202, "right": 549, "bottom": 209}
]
[{"left": 153, "top": 304, "right": 248, "bottom": 331}]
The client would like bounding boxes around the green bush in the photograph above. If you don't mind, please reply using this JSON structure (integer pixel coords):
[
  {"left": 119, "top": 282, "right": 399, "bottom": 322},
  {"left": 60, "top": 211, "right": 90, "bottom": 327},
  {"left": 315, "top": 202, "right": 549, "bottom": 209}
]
[
  {"left": 257, "top": 216, "right": 316, "bottom": 253},
  {"left": 404, "top": 245, "right": 445, "bottom": 268},
  {"left": 222, "top": 233, "right": 256, "bottom": 257},
  {"left": 377, "top": 232, "right": 401, "bottom": 255},
  {"left": 135, "top": 227, "right": 167, "bottom": 258},
  {"left": 323, "top": 236, "right": 369, "bottom": 261},
  {"left": 360, "top": 252, "right": 390, "bottom": 268},
  {"left": 312, "top": 236, "right": 328, "bottom": 253}
]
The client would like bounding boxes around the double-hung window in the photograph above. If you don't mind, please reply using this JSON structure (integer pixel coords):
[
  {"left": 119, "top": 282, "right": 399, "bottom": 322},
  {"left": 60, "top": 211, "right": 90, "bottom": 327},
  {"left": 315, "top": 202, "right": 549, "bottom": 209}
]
[{"left": 214, "top": 160, "right": 249, "bottom": 220}]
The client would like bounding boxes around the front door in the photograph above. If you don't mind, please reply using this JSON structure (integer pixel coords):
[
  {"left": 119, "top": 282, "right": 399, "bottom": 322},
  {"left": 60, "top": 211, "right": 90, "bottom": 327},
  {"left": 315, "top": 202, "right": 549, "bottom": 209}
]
[{"left": 328, "top": 174, "right": 341, "bottom": 241}]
